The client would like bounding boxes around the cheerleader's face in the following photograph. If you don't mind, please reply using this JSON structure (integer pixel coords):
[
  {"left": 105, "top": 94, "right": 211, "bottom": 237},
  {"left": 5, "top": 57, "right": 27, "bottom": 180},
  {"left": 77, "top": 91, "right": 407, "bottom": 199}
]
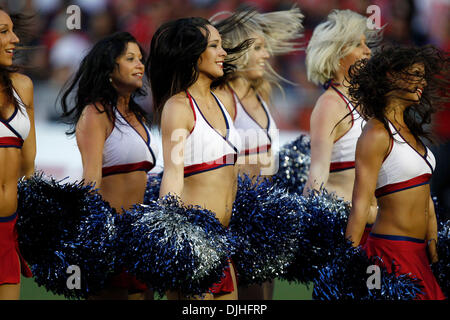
[
  {"left": 110, "top": 42, "right": 145, "bottom": 91},
  {"left": 386, "top": 62, "right": 426, "bottom": 103},
  {"left": 245, "top": 34, "right": 270, "bottom": 80},
  {"left": 339, "top": 34, "right": 371, "bottom": 77},
  {"left": 197, "top": 24, "right": 227, "bottom": 79},
  {"left": 0, "top": 10, "right": 19, "bottom": 67}
]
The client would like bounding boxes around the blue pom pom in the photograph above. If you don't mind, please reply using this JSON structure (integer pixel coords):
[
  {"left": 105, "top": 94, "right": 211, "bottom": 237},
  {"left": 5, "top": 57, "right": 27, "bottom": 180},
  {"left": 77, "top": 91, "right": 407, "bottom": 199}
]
[
  {"left": 16, "top": 172, "right": 118, "bottom": 299},
  {"left": 272, "top": 134, "right": 310, "bottom": 196},
  {"left": 230, "top": 174, "right": 303, "bottom": 286},
  {"left": 432, "top": 219, "right": 450, "bottom": 298},
  {"left": 312, "top": 243, "right": 423, "bottom": 300},
  {"left": 117, "top": 195, "right": 234, "bottom": 298},
  {"left": 143, "top": 172, "right": 163, "bottom": 205},
  {"left": 283, "top": 189, "right": 351, "bottom": 284}
]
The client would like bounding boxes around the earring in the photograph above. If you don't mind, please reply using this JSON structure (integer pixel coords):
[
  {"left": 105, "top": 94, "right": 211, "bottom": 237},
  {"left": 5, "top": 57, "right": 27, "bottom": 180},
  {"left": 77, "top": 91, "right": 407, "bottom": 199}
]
[{"left": 109, "top": 77, "right": 112, "bottom": 83}]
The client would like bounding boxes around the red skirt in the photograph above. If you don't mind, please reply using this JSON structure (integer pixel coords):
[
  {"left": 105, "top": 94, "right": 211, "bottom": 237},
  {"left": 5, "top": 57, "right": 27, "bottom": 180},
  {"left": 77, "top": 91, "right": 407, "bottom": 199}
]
[
  {"left": 209, "top": 259, "right": 236, "bottom": 295},
  {"left": 0, "top": 212, "right": 32, "bottom": 285},
  {"left": 363, "top": 233, "right": 446, "bottom": 300},
  {"left": 108, "top": 268, "right": 148, "bottom": 293}
]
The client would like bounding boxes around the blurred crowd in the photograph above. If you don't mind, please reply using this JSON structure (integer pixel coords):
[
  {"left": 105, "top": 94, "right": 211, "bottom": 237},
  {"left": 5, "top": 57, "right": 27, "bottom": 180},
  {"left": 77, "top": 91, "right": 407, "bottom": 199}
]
[{"left": 3, "top": 0, "right": 450, "bottom": 213}]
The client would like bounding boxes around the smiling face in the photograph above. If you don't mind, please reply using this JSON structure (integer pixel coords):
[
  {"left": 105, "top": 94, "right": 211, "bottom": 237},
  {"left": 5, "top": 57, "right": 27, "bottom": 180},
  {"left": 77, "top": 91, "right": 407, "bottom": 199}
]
[
  {"left": 387, "top": 62, "right": 427, "bottom": 104},
  {"left": 244, "top": 33, "right": 270, "bottom": 81},
  {"left": 110, "top": 42, "right": 145, "bottom": 91},
  {"left": 0, "top": 10, "right": 19, "bottom": 67},
  {"left": 197, "top": 24, "right": 227, "bottom": 79}
]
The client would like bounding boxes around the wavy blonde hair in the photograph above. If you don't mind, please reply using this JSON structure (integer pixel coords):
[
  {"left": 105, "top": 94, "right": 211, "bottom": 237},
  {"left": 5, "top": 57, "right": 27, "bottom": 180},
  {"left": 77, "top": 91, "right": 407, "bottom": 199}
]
[
  {"left": 210, "top": 5, "right": 304, "bottom": 96},
  {"left": 306, "top": 9, "right": 383, "bottom": 86}
]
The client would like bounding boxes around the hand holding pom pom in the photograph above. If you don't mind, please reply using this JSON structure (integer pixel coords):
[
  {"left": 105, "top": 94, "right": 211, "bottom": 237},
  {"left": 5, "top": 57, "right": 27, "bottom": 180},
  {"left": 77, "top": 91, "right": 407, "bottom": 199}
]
[{"left": 117, "top": 194, "right": 235, "bottom": 298}]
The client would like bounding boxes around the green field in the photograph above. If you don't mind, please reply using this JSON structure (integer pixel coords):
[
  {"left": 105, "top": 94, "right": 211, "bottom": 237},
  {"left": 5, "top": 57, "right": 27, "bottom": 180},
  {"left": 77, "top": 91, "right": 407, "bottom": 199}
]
[{"left": 19, "top": 277, "right": 313, "bottom": 300}]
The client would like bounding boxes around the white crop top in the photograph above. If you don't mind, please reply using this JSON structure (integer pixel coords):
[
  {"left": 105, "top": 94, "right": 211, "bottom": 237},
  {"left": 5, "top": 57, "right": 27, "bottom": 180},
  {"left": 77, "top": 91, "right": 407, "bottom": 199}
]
[
  {"left": 231, "top": 88, "right": 277, "bottom": 156},
  {"left": 102, "top": 108, "right": 158, "bottom": 177},
  {"left": 184, "top": 91, "right": 241, "bottom": 177},
  {"left": 329, "top": 85, "right": 366, "bottom": 172},
  {"left": 0, "top": 88, "right": 30, "bottom": 149},
  {"left": 375, "top": 121, "right": 435, "bottom": 198}
]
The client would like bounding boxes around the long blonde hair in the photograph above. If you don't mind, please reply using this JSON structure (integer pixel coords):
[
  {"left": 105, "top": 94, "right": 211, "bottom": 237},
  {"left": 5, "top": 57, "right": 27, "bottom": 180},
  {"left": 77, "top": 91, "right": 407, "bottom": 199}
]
[
  {"left": 211, "top": 5, "right": 304, "bottom": 97},
  {"left": 306, "top": 9, "right": 383, "bottom": 86}
]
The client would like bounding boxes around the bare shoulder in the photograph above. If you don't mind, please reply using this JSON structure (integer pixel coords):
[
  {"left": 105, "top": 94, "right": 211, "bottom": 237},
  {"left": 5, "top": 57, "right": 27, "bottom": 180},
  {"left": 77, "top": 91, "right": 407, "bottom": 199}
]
[
  {"left": 314, "top": 90, "right": 347, "bottom": 114},
  {"left": 10, "top": 72, "right": 33, "bottom": 106},
  {"left": 164, "top": 92, "right": 192, "bottom": 116},
  {"left": 310, "top": 90, "right": 349, "bottom": 127},
  {"left": 359, "top": 118, "right": 391, "bottom": 153},
  {"left": 77, "top": 103, "right": 111, "bottom": 133},
  {"left": 161, "top": 92, "right": 194, "bottom": 131},
  {"left": 361, "top": 118, "right": 390, "bottom": 140},
  {"left": 81, "top": 103, "right": 109, "bottom": 119}
]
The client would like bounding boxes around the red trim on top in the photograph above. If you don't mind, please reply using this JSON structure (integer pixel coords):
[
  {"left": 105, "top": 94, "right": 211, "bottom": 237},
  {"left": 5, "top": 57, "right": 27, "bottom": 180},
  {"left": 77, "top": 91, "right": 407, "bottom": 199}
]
[
  {"left": 184, "top": 154, "right": 237, "bottom": 177},
  {"left": 330, "top": 161, "right": 355, "bottom": 172},
  {"left": 102, "top": 161, "right": 154, "bottom": 177},
  {"left": 186, "top": 91, "right": 197, "bottom": 135},
  {"left": 375, "top": 173, "right": 432, "bottom": 198},
  {"left": 0, "top": 136, "right": 23, "bottom": 147},
  {"left": 382, "top": 137, "right": 394, "bottom": 163},
  {"left": 240, "top": 144, "right": 271, "bottom": 156},
  {"left": 332, "top": 88, "right": 355, "bottom": 144},
  {"left": 331, "top": 86, "right": 355, "bottom": 143}
]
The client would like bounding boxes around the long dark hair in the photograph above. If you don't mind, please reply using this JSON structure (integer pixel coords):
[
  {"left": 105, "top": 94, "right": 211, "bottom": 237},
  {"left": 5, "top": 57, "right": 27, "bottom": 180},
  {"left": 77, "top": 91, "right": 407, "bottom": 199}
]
[
  {"left": 147, "top": 17, "right": 251, "bottom": 126},
  {"left": 347, "top": 45, "right": 449, "bottom": 143},
  {"left": 0, "top": 6, "right": 34, "bottom": 114},
  {"left": 60, "top": 31, "right": 148, "bottom": 135}
]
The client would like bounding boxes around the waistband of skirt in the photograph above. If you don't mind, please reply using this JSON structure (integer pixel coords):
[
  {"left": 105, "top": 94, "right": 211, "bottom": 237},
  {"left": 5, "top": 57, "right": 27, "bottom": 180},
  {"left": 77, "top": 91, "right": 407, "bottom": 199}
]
[
  {"left": 0, "top": 212, "right": 17, "bottom": 223},
  {"left": 369, "top": 232, "right": 425, "bottom": 244}
]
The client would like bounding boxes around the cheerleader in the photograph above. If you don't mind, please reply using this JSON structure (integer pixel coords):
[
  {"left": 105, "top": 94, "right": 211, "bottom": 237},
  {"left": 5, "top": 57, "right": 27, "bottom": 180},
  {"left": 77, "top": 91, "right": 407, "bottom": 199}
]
[
  {"left": 61, "top": 32, "right": 157, "bottom": 300},
  {"left": 0, "top": 7, "right": 35, "bottom": 300},
  {"left": 211, "top": 6, "right": 304, "bottom": 300},
  {"left": 147, "top": 17, "right": 249, "bottom": 300},
  {"left": 303, "top": 9, "right": 382, "bottom": 245},
  {"left": 345, "top": 45, "right": 447, "bottom": 300}
]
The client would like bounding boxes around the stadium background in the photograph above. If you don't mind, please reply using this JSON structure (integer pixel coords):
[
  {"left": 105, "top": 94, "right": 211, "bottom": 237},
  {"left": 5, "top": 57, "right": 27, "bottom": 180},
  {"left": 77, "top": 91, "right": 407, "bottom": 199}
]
[{"left": 3, "top": 0, "right": 448, "bottom": 300}]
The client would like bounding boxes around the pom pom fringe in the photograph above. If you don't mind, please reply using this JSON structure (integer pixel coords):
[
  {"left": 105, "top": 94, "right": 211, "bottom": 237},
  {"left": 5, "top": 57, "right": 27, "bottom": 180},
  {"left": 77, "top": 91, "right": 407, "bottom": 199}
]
[
  {"left": 230, "top": 174, "right": 303, "bottom": 286},
  {"left": 16, "top": 172, "right": 118, "bottom": 299},
  {"left": 272, "top": 134, "right": 310, "bottom": 196},
  {"left": 312, "top": 244, "right": 424, "bottom": 300},
  {"left": 117, "top": 194, "right": 235, "bottom": 298}
]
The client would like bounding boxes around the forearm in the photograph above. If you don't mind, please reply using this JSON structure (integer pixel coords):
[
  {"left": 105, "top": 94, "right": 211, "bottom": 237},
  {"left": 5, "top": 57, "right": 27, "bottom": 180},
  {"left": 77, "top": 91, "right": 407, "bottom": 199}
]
[
  {"left": 345, "top": 189, "right": 372, "bottom": 246},
  {"left": 20, "top": 161, "right": 35, "bottom": 179},
  {"left": 159, "top": 170, "right": 184, "bottom": 199},
  {"left": 82, "top": 167, "right": 102, "bottom": 190},
  {"left": 345, "top": 207, "right": 369, "bottom": 246},
  {"left": 303, "top": 165, "right": 329, "bottom": 195},
  {"left": 426, "top": 199, "right": 438, "bottom": 243}
]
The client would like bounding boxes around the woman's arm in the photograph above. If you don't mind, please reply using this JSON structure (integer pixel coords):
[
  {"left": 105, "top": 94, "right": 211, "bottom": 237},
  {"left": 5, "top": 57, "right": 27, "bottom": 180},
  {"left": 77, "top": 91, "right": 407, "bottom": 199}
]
[
  {"left": 426, "top": 196, "right": 439, "bottom": 263},
  {"left": 345, "top": 121, "right": 389, "bottom": 246},
  {"left": 158, "top": 96, "right": 193, "bottom": 198},
  {"left": 75, "top": 104, "right": 110, "bottom": 189},
  {"left": 303, "top": 93, "right": 345, "bottom": 195},
  {"left": 12, "top": 74, "right": 36, "bottom": 178}
]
